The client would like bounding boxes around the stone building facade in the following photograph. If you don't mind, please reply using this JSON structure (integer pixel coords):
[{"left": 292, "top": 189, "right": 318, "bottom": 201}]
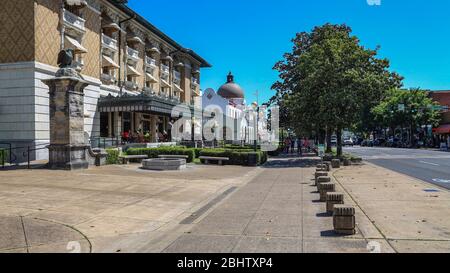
[{"left": 0, "top": 0, "right": 210, "bottom": 161}]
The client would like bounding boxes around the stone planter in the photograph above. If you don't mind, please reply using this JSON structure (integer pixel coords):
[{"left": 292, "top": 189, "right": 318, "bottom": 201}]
[
  {"left": 343, "top": 158, "right": 351, "bottom": 166},
  {"left": 316, "top": 176, "right": 331, "bottom": 188},
  {"left": 333, "top": 205, "right": 356, "bottom": 235},
  {"left": 331, "top": 159, "right": 341, "bottom": 169},
  {"left": 318, "top": 182, "right": 336, "bottom": 202},
  {"left": 315, "top": 172, "right": 328, "bottom": 185},
  {"left": 142, "top": 158, "right": 187, "bottom": 171},
  {"left": 326, "top": 192, "right": 344, "bottom": 214},
  {"left": 323, "top": 161, "right": 331, "bottom": 171}
]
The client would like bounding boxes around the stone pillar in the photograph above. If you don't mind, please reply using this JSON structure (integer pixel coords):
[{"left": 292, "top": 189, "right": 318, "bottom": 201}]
[
  {"left": 42, "top": 68, "right": 89, "bottom": 170},
  {"left": 150, "top": 115, "right": 157, "bottom": 142}
]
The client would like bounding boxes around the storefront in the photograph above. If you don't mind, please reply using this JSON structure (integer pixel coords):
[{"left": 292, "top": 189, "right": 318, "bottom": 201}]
[
  {"left": 97, "top": 93, "right": 201, "bottom": 143},
  {"left": 433, "top": 124, "right": 450, "bottom": 150}
]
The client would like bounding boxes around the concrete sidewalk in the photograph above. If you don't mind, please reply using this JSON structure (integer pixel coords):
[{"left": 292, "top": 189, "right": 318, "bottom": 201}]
[
  {"left": 163, "top": 156, "right": 387, "bottom": 253},
  {"left": 333, "top": 162, "right": 450, "bottom": 253}
]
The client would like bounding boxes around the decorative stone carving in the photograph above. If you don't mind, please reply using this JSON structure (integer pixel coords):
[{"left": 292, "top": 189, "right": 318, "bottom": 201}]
[{"left": 42, "top": 54, "right": 89, "bottom": 170}]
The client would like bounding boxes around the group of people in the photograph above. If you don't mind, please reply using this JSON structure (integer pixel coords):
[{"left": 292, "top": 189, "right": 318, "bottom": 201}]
[
  {"left": 284, "top": 137, "right": 310, "bottom": 155},
  {"left": 121, "top": 129, "right": 170, "bottom": 144}
]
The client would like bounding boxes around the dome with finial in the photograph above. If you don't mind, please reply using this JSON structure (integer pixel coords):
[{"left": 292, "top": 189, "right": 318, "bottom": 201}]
[{"left": 217, "top": 72, "right": 245, "bottom": 99}]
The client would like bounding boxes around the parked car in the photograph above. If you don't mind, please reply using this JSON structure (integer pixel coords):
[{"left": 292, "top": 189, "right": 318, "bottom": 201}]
[
  {"left": 387, "top": 138, "right": 402, "bottom": 148},
  {"left": 361, "top": 140, "right": 373, "bottom": 147},
  {"left": 343, "top": 138, "right": 354, "bottom": 146},
  {"left": 373, "top": 138, "right": 386, "bottom": 147}
]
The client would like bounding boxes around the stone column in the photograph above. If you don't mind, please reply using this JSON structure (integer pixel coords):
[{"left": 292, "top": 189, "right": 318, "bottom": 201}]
[
  {"left": 42, "top": 68, "right": 89, "bottom": 170},
  {"left": 150, "top": 115, "right": 157, "bottom": 142}
]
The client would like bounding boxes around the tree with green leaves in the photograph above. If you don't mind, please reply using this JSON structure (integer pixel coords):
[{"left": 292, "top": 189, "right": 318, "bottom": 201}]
[
  {"left": 372, "top": 88, "right": 441, "bottom": 146},
  {"left": 272, "top": 23, "right": 403, "bottom": 156}
]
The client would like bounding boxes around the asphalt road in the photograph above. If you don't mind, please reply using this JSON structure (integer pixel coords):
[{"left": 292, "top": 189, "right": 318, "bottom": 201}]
[{"left": 344, "top": 146, "right": 450, "bottom": 190}]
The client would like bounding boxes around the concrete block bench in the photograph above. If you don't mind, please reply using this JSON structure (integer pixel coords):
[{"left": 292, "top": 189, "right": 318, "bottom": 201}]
[
  {"left": 119, "top": 155, "right": 148, "bottom": 165},
  {"left": 326, "top": 192, "right": 345, "bottom": 215},
  {"left": 333, "top": 205, "right": 356, "bottom": 235},
  {"left": 158, "top": 155, "right": 189, "bottom": 160},
  {"left": 199, "top": 156, "right": 229, "bottom": 166}
]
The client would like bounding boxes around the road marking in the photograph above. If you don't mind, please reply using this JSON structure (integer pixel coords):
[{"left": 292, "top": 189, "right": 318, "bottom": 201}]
[
  {"left": 432, "top": 179, "right": 450, "bottom": 184},
  {"left": 419, "top": 161, "right": 440, "bottom": 166}
]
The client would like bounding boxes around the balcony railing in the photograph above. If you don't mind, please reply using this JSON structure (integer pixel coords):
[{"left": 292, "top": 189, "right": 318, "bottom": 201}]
[
  {"left": 63, "top": 10, "right": 85, "bottom": 32},
  {"left": 102, "top": 34, "right": 118, "bottom": 51},
  {"left": 101, "top": 73, "right": 116, "bottom": 85},
  {"left": 161, "top": 64, "right": 170, "bottom": 75},
  {"left": 124, "top": 81, "right": 138, "bottom": 91},
  {"left": 145, "top": 56, "right": 157, "bottom": 67},
  {"left": 127, "top": 47, "right": 140, "bottom": 61}
]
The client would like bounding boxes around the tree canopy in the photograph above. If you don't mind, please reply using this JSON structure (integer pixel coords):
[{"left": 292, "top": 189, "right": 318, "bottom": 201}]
[{"left": 271, "top": 23, "right": 403, "bottom": 156}]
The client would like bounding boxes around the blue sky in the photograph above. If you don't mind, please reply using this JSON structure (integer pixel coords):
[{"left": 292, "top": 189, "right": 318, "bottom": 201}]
[{"left": 128, "top": 0, "right": 450, "bottom": 104}]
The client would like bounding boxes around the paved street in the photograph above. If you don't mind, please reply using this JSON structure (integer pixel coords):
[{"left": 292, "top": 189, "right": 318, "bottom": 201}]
[{"left": 345, "top": 147, "right": 450, "bottom": 190}]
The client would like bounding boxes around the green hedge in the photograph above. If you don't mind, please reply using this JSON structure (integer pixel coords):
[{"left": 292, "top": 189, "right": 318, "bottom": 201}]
[
  {"left": 127, "top": 147, "right": 195, "bottom": 163},
  {"left": 199, "top": 149, "right": 267, "bottom": 166},
  {"left": 0, "top": 148, "right": 8, "bottom": 164},
  {"left": 106, "top": 149, "right": 120, "bottom": 165}
]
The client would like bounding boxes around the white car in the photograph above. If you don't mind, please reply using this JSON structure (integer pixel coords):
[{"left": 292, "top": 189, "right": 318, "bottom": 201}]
[{"left": 343, "top": 138, "right": 354, "bottom": 146}]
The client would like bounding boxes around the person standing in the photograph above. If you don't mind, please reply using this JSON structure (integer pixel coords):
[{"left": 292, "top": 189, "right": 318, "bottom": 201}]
[
  {"left": 298, "top": 137, "right": 303, "bottom": 156},
  {"left": 284, "top": 138, "right": 291, "bottom": 153},
  {"left": 291, "top": 138, "right": 296, "bottom": 154}
]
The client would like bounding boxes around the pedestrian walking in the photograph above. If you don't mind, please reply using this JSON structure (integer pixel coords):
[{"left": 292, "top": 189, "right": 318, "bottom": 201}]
[
  {"left": 284, "top": 138, "right": 291, "bottom": 153},
  {"left": 291, "top": 138, "right": 296, "bottom": 154}
]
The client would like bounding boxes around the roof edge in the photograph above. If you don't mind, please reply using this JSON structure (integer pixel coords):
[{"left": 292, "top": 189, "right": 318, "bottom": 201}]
[{"left": 107, "top": 0, "right": 211, "bottom": 68}]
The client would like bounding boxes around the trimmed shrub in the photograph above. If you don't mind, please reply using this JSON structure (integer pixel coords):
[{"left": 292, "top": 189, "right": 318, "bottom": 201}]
[
  {"left": 199, "top": 149, "right": 267, "bottom": 166},
  {"left": 0, "top": 148, "right": 8, "bottom": 164},
  {"left": 127, "top": 147, "right": 195, "bottom": 163},
  {"left": 106, "top": 149, "right": 120, "bottom": 165}
]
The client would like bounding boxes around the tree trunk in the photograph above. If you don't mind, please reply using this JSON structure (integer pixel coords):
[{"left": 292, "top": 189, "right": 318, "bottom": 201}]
[
  {"left": 326, "top": 127, "right": 332, "bottom": 153},
  {"left": 336, "top": 128, "right": 343, "bottom": 158}
]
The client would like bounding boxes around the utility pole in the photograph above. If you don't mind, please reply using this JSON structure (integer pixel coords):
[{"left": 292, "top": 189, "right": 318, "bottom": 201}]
[{"left": 253, "top": 90, "right": 259, "bottom": 151}]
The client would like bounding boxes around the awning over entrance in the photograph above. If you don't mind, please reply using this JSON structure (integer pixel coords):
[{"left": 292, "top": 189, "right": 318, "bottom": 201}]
[
  {"left": 433, "top": 124, "right": 450, "bottom": 134},
  {"left": 98, "top": 93, "right": 202, "bottom": 118}
]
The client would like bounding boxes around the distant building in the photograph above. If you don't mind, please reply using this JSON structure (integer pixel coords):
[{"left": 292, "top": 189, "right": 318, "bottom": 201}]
[
  {"left": 202, "top": 72, "right": 260, "bottom": 144},
  {"left": 430, "top": 90, "right": 450, "bottom": 149}
]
